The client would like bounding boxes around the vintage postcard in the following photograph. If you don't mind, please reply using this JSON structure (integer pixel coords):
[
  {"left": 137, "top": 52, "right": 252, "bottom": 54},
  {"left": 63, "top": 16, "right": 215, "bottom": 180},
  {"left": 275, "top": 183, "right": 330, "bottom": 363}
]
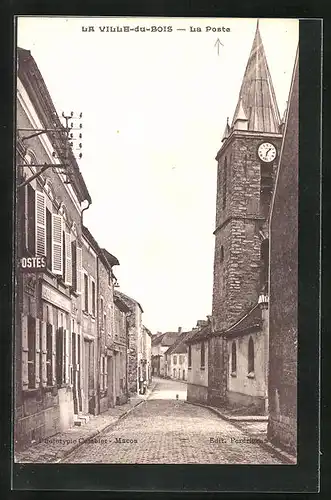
[{"left": 14, "top": 16, "right": 300, "bottom": 469}]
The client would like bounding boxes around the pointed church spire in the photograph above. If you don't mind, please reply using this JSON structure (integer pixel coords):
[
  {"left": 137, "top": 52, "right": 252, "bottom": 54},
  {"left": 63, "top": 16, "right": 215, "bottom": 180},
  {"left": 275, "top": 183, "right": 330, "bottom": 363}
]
[
  {"left": 233, "top": 96, "right": 248, "bottom": 130},
  {"left": 221, "top": 117, "right": 231, "bottom": 142},
  {"left": 231, "top": 20, "right": 281, "bottom": 133}
]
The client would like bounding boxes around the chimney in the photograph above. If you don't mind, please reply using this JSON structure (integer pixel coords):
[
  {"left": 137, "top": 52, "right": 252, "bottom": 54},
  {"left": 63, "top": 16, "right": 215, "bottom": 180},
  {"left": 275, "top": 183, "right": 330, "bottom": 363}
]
[{"left": 178, "top": 326, "right": 182, "bottom": 334}]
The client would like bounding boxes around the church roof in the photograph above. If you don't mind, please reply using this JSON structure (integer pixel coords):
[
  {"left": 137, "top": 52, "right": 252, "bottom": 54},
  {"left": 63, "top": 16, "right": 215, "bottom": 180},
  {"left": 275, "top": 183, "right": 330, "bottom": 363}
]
[
  {"left": 231, "top": 21, "right": 281, "bottom": 133},
  {"left": 223, "top": 304, "right": 262, "bottom": 337}
]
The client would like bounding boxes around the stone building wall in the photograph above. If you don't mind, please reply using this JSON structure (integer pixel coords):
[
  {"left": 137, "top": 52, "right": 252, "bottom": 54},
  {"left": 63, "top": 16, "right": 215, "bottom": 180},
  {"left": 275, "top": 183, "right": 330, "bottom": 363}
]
[{"left": 268, "top": 54, "right": 298, "bottom": 455}]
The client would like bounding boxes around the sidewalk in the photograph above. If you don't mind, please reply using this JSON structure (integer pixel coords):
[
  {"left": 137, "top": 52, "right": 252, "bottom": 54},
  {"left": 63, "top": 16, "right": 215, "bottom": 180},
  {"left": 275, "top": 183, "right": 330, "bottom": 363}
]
[
  {"left": 185, "top": 400, "right": 296, "bottom": 464},
  {"left": 15, "top": 382, "right": 157, "bottom": 464}
]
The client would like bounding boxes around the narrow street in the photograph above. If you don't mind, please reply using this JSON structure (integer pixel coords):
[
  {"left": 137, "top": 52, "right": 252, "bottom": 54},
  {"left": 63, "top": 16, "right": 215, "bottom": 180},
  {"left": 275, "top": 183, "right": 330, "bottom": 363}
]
[{"left": 62, "top": 378, "right": 283, "bottom": 464}]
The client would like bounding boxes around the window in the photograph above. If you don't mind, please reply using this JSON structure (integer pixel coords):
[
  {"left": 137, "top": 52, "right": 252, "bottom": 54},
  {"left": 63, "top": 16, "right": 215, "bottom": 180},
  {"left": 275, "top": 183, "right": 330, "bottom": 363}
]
[
  {"left": 46, "top": 209, "right": 52, "bottom": 269},
  {"left": 71, "top": 241, "right": 77, "bottom": 289},
  {"left": 260, "top": 164, "right": 273, "bottom": 218},
  {"left": 188, "top": 345, "right": 192, "bottom": 368},
  {"left": 220, "top": 245, "right": 225, "bottom": 263},
  {"left": 91, "top": 280, "right": 96, "bottom": 317},
  {"left": 260, "top": 239, "right": 269, "bottom": 292},
  {"left": 173, "top": 355, "right": 177, "bottom": 365},
  {"left": 178, "top": 369, "right": 181, "bottom": 379},
  {"left": 35, "top": 191, "right": 46, "bottom": 257},
  {"left": 104, "top": 311, "right": 107, "bottom": 334},
  {"left": 27, "top": 185, "right": 35, "bottom": 253},
  {"left": 56, "top": 325, "right": 68, "bottom": 387},
  {"left": 46, "top": 322, "right": 53, "bottom": 386},
  {"left": 100, "top": 355, "right": 104, "bottom": 391},
  {"left": 27, "top": 315, "right": 36, "bottom": 388},
  {"left": 222, "top": 157, "right": 227, "bottom": 210},
  {"left": 200, "top": 342, "right": 205, "bottom": 368},
  {"left": 231, "top": 341, "right": 237, "bottom": 376},
  {"left": 100, "top": 298, "right": 104, "bottom": 329},
  {"left": 179, "top": 355, "right": 184, "bottom": 364},
  {"left": 84, "top": 273, "right": 88, "bottom": 312},
  {"left": 173, "top": 368, "right": 176, "bottom": 378},
  {"left": 52, "top": 214, "right": 63, "bottom": 275},
  {"left": 104, "top": 356, "right": 108, "bottom": 389},
  {"left": 248, "top": 337, "right": 255, "bottom": 375}
]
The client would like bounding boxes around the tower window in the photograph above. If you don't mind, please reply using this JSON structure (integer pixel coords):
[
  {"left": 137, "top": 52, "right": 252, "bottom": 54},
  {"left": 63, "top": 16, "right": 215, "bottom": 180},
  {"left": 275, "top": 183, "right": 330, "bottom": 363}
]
[
  {"left": 260, "top": 239, "right": 269, "bottom": 292},
  {"left": 248, "top": 337, "right": 255, "bottom": 375},
  {"left": 220, "top": 245, "right": 224, "bottom": 262},
  {"left": 222, "top": 157, "right": 227, "bottom": 210}
]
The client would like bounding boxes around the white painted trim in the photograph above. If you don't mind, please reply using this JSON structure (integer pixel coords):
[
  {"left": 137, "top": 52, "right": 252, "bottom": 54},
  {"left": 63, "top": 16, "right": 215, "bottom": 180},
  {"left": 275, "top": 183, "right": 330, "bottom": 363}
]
[{"left": 17, "top": 77, "right": 83, "bottom": 214}]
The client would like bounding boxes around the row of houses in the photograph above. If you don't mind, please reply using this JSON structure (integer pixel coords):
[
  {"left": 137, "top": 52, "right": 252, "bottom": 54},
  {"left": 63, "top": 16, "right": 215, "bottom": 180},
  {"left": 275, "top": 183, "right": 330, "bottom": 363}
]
[
  {"left": 183, "top": 25, "right": 298, "bottom": 455},
  {"left": 15, "top": 47, "right": 152, "bottom": 451}
]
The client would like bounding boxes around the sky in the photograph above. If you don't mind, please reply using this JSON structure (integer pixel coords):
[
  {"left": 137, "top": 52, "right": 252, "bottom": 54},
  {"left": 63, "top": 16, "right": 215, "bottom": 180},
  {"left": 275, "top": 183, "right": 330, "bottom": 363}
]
[{"left": 17, "top": 17, "right": 299, "bottom": 334}]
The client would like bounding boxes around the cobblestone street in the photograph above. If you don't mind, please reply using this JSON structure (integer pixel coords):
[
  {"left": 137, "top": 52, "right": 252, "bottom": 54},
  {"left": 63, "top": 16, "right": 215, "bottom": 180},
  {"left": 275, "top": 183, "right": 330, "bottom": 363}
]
[{"left": 62, "top": 378, "right": 283, "bottom": 464}]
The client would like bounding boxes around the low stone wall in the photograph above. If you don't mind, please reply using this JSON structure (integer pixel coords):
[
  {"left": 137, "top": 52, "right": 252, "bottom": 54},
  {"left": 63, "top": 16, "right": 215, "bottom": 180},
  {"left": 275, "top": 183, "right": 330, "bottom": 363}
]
[
  {"left": 268, "top": 413, "right": 297, "bottom": 455},
  {"left": 187, "top": 383, "right": 208, "bottom": 404},
  {"left": 226, "top": 390, "right": 265, "bottom": 414}
]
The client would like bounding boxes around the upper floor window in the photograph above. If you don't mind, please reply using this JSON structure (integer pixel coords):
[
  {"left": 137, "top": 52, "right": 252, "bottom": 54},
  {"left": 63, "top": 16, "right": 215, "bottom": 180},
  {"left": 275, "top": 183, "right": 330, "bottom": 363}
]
[
  {"left": 83, "top": 273, "right": 89, "bottom": 312},
  {"left": 248, "top": 337, "right": 255, "bottom": 375},
  {"left": 220, "top": 245, "right": 224, "bottom": 263},
  {"left": 260, "top": 239, "right": 269, "bottom": 292},
  {"left": 200, "top": 341, "right": 205, "bottom": 368},
  {"left": 100, "top": 297, "right": 104, "bottom": 329},
  {"left": 188, "top": 345, "right": 192, "bottom": 368},
  {"left": 91, "top": 279, "right": 96, "bottom": 317},
  {"left": 173, "top": 355, "right": 177, "bottom": 365}
]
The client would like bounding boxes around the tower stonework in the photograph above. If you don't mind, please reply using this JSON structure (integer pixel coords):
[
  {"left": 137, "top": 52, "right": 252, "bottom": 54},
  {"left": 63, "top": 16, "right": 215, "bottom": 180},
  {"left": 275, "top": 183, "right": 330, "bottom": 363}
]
[{"left": 209, "top": 22, "right": 283, "bottom": 406}]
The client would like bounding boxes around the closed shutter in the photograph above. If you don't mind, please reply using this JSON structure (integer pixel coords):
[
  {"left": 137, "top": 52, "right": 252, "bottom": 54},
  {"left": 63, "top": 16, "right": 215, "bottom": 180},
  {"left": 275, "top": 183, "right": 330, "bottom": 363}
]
[
  {"left": 64, "top": 328, "right": 70, "bottom": 384},
  {"left": 22, "top": 314, "right": 29, "bottom": 390},
  {"left": 65, "top": 232, "right": 72, "bottom": 286},
  {"left": 51, "top": 324, "right": 56, "bottom": 386},
  {"left": 41, "top": 321, "right": 47, "bottom": 387},
  {"left": 52, "top": 214, "right": 63, "bottom": 274},
  {"left": 35, "top": 191, "right": 46, "bottom": 256},
  {"left": 104, "top": 355, "right": 108, "bottom": 389},
  {"left": 35, "top": 319, "right": 41, "bottom": 386},
  {"left": 76, "top": 246, "right": 82, "bottom": 294},
  {"left": 88, "top": 277, "right": 92, "bottom": 315}
]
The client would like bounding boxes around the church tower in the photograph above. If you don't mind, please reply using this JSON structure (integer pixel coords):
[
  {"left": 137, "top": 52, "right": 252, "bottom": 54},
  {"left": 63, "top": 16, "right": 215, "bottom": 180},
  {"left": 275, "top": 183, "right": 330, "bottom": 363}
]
[
  {"left": 212, "top": 21, "right": 283, "bottom": 332},
  {"left": 209, "top": 21, "right": 283, "bottom": 405}
]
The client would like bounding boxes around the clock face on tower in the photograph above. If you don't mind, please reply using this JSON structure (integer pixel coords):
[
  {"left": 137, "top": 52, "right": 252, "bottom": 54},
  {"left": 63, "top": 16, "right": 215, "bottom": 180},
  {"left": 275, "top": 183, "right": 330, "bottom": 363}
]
[{"left": 257, "top": 142, "right": 277, "bottom": 163}]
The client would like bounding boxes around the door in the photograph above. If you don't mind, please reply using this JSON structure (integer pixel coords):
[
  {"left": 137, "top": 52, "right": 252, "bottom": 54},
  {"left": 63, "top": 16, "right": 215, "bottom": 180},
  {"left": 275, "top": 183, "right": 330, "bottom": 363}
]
[{"left": 83, "top": 339, "right": 90, "bottom": 413}]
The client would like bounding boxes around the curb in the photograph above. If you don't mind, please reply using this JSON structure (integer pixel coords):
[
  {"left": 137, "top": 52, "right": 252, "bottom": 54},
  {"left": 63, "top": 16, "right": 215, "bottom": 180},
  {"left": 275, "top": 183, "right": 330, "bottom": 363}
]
[
  {"left": 185, "top": 400, "right": 296, "bottom": 465},
  {"left": 184, "top": 400, "right": 267, "bottom": 422},
  {"left": 54, "top": 399, "right": 144, "bottom": 464}
]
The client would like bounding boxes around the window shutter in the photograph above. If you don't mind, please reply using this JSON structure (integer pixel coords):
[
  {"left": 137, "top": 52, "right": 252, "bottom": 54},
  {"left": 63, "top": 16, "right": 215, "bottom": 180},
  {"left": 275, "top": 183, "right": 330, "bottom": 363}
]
[
  {"left": 41, "top": 321, "right": 47, "bottom": 387},
  {"left": 51, "top": 324, "right": 56, "bottom": 386},
  {"left": 35, "top": 191, "right": 46, "bottom": 256},
  {"left": 22, "top": 314, "right": 29, "bottom": 389},
  {"left": 64, "top": 329, "right": 70, "bottom": 384},
  {"left": 104, "top": 355, "right": 108, "bottom": 389},
  {"left": 76, "top": 246, "right": 82, "bottom": 294},
  {"left": 88, "top": 277, "right": 92, "bottom": 315},
  {"left": 65, "top": 232, "right": 72, "bottom": 286},
  {"left": 52, "top": 214, "right": 63, "bottom": 275},
  {"left": 35, "top": 319, "right": 41, "bottom": 386}
]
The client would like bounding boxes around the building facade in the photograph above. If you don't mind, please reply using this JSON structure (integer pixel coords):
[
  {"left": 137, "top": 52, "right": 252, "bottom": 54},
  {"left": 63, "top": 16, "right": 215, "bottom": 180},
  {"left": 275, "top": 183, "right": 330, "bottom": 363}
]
[
  {"left": 186, "top": 325, "right": 210, "bottom": 404},
  {"left": 267, "top": 49, "right": 299, "bottom": 454},
  {"left": 151, "top": 330, "right": 181, "bottom": 377},
  {"left": 114, "top": 291, "right": 144, "bottom": 395},
  {"left": 15, "top": 47, "right": 91, "bottom": 450},
  {"left": 208, "top": 22, "right": 283, "bottom": 410}
]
